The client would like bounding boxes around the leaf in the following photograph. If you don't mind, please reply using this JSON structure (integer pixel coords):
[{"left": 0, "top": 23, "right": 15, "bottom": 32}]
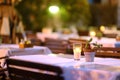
[
  {"left": 88, "top": 38, "right": 92, "bottom": 43},
  {"left": 85, "top": 38, "right": 92, "bottom": 48}
]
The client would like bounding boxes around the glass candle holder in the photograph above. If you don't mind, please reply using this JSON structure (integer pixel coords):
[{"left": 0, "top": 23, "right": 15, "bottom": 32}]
[{"left": 73, "top": 43, "right": 82, "bottom": 61}]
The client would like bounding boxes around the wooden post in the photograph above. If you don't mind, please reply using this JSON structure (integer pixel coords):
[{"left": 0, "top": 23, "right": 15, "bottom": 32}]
[{"left": 117, "top": 0, "right": 120, "bottom": 29}]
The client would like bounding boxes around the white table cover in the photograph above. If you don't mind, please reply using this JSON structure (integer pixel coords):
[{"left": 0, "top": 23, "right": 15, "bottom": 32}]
[
  {"left": 80, "top": 36, "right": 116, "bottom": 47},
  {"left": 10, "top": 54, "right": 120, "bottom": 80},
  {"left": 0, "top": 44, "right": 52, "bottom": 67},
  {"left": 36, "top": 32, "right": 79, "bottom": 42}
]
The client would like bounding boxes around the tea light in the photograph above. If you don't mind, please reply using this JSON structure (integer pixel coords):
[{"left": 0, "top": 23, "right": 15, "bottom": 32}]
[{"left": 73, "top": 43, "right": 82, "bottom": 61}]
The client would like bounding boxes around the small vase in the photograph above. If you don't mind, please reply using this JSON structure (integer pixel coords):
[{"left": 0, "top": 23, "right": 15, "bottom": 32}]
[{"left": 84, "top": 51, "right": 95, "bottom": 62}]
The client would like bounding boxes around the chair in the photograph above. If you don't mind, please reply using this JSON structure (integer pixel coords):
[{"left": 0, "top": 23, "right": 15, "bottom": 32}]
[
  {"left": 6, "top": 58, "right": 64, "bottom": 80},
  {"left": 30, "top": 38, "right": 42, "bottom": 46},
  {"left": 0, "top": 56, "right": 8, "bottom": 80},
  {"left": 44, "top": 38, "right": 68, "bottom": 54},
  {"left": 26, "top": 32, "right": 42, "bottom": 46},
  {"left": 0, "top": 68, "right": 7, "bottom": 80},
  {"left": 0, "top": 35, "right": 10, "bottom": 44},
  {"left": 95, "top": 47, "right": 120, "bottom": 58},
  {"left": 103, "top": 33, "right": 117, "bottom": 38}
]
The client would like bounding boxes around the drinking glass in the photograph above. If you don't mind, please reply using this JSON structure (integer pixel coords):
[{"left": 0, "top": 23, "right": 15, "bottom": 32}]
[{"left": 73, "top": 43, "right": 82, "bottom": 61}]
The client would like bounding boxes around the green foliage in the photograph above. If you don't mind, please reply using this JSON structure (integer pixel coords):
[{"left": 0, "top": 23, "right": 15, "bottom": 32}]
[
  {"left": 85, "top": 38, "right": 92, "bottom": 48},
  {"left": 92, "top": 42, "right": 102, "bottom": 48},
  {"left": 90, "top": 4, "right": 117, "bottom": 26},
  {"left": 14, "top": 0, "right": 117, "bottom": 32},
  {"left": 15, "top": 0, "right": 49, "bottom": 32},
  {"left": 60, "top": 0, "right": 91, "bottom": 25},
  {"left": 85, "top": 38, "right": 102, "bottom": 49},
  {"left": 14, "top": 0, "right": 91, "bottom": 32}
]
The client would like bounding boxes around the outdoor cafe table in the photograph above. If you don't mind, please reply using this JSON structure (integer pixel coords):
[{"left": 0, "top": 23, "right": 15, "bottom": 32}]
[
  {"left": 80, "top": 36, "right": 116, "bottom": 47},
  {"left": 0, "top": 44, "right": 52, "bottom": 67},
  {"left": 9, "top": 54, "right": 120, "bottom": 80}
]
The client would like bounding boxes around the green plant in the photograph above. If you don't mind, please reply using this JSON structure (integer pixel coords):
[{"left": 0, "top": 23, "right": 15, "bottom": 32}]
[
  {"left": 84, "top": 38, "right": 102, "bottom": 49},
  {"left": 85, "top": 38, "right": 92, "bottom": 49},
  {"left": 92, "top": 42, "right": 102, "bottom": 49},
  {"left": 15, "top": 0, "right": 91, "bottom": 32}
]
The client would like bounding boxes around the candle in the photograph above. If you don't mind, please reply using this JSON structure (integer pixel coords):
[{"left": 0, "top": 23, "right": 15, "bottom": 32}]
[{"left": 73, "top": 43, "right": 82, "bottom": 61}]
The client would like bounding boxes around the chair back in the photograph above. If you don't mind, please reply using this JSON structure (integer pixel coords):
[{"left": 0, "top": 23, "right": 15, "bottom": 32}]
[
  {"left": 0, "top": 56, "right": 8, "bottom": 80},
  {"left": 6, "top": 58, "right": 64, "bottom": 80},
  {"left": 95, "top": 47, "right": 120, "bottom": 58},
  {"left": 45, "top": 38, "right": 68, "bottom": 54}
]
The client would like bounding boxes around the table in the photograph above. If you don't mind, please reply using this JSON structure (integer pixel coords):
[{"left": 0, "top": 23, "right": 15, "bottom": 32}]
[
  {"left": 9, "top": 54, "right": 120, "bottom": 80},
  {"left": 36, "top": 32, "right": 79, "bottom": 42},
  {"left": 80, "top": 36, "right": 116, "bottom": 47},
  {"left": 0, "top": 44, "right": 52, "bottom": 67}
]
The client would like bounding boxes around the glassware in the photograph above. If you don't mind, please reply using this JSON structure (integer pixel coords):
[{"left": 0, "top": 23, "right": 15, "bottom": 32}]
[{"left": 73, "top": 43, "right": 82, "bottom": 61}]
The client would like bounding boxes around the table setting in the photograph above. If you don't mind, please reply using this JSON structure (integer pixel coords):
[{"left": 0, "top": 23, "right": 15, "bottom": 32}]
[
  {"left": 2, "top": 38, "right": 120, "bottom": 80},
  {"left": 0, "top": 44, "right": 52, "bottom": 67},
  {"left": 9, "top": 53, "right": 120, "bottom": 80}
]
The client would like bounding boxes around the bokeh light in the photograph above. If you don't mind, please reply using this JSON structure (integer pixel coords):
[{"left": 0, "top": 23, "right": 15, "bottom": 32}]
[{"left": 49, "top": 5, "right": 59, "bottom": 14}]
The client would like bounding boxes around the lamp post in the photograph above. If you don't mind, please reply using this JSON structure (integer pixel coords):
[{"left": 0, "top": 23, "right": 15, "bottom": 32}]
[{"left": 48, "top": 5, "right": 61, "bottom": 32}]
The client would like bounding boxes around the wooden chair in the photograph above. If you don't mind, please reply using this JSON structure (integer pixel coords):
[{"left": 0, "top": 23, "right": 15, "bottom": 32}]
[
  {"left": 30, "top": 38, "right": 42, "bottom": 46},
  {"left": 103, "top": 33, "right": 117, "bottom": 38},
  {"left": 0, "top": 56, "right": 8, "bottom": 80},
  {"left": 0, "top": 35, "right": 10, "bottom": 44},
  {"left": 6, "top": 58, "right": 64, "bottom": 80},
  {"left": 68, "top": 38, "right": 87, "bottom": 54},
  {"left": 0, "top": 68, "right": 7, "bottom": 80},
  {"left": 26, "top": 32, "right": 42, "bottom": 46},
  {"left": 44, "top": 38, "right": 68, "bottom": 54},
  {"left": 95, "top": 47, "right": 120, "bottom": 58}
]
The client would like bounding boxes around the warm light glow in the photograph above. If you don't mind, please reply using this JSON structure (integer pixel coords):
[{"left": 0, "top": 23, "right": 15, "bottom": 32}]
[
  {"left": 49, "top": 5, "right": 59, "bottom": 14},
  {"left": 100, "top": 25, "right": 105, "bottom": 32},
  {"left": 73, "top": 43, "right": 81, "bottom": 60},
  {"left": 42, "top": 27, "right": 52, "bottom": 34},
  {"left": 74, "top": 65, "right": 80, "bottom": 69},
  {"left": 73, "top": 47, "right": 81, "bottom": 54},
  {"left": 89, "top": 31, "right": 96, "bottom": 37},
  {"left": 48, "top": 54, "right": 57, "bottom": 57}
]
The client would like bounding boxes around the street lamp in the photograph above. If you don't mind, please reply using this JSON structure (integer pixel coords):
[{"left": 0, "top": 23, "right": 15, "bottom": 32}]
[
  {"left": 47, "top": 5, "right": 61, "bottom": 32},
  {"left": 49, "top": 5, "right": 59, "bottom": 14}
]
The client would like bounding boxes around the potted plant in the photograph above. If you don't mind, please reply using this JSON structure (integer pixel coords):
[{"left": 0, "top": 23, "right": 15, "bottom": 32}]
[{"left": 83, "top": 38, "right": 102, "bottom": 62}]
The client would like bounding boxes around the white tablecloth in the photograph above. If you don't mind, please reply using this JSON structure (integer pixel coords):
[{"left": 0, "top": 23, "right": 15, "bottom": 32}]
[
  {"left": 80, "top": 36, "right": 116, "bottom": 47},
  {"left": 36, "top": 32, "right": 79, "bottom": 42},
  {"left": 0, "top": 44, "right": 52, "bottom": 67},
  {"left": 10, "top": 54, "right": 120, "bottom": 80}
]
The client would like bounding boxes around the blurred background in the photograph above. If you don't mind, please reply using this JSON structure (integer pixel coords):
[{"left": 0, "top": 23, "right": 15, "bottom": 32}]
[{"left": 0, "top": 0, "right": 119, "bottom": 44}]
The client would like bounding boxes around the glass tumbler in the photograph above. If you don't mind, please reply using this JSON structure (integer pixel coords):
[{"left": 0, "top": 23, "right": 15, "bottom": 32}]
[{"left": 73, "top": 43, "right": 82, "bottom": 61}]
